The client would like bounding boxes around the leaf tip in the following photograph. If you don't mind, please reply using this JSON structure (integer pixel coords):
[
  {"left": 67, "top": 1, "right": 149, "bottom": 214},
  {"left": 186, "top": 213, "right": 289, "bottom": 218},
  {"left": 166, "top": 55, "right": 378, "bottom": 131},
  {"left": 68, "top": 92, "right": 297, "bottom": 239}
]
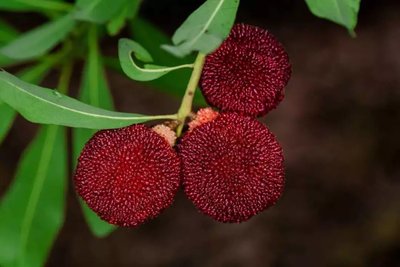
[{"left": 348, "top": 29, "right": 357, "bottom": 38}]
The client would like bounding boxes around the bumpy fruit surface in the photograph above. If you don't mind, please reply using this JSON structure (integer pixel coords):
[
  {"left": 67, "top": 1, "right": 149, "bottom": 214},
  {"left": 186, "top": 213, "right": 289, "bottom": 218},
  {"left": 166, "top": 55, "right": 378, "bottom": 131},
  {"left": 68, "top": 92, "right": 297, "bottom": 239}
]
[
  {"left": 74, "top": 124, "right": 180, "bottom": 227},
  {"left": 188, "top": 107, "right": 219, "bottom": 132},
  {"left": 179, "top": 113, "right": 284, "bottom": 223},
  {"left": 200, "top": 23, "right": 291, "bottom": 116}
]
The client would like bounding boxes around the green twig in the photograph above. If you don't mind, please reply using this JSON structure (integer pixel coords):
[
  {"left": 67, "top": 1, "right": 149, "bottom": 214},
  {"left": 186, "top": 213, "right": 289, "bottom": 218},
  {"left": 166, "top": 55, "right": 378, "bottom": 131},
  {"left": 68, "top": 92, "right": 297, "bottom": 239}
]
[
  {"left": 141, "top": 114, "right": 179, "bottom": 121},
  {"left": 176, "top": 53, "right": 205, "bottom": 136}
]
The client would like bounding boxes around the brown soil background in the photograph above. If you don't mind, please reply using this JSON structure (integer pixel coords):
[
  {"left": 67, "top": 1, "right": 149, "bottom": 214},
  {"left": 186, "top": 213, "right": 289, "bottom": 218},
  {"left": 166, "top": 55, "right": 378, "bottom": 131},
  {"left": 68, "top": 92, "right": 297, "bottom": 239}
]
[{"left": 0, "top": 0, "right": 399, "bottom": 266}]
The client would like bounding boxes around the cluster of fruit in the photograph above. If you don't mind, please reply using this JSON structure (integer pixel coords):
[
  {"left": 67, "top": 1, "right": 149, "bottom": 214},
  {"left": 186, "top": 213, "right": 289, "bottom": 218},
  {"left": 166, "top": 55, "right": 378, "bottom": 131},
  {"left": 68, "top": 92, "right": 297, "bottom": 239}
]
[{"left": 74, "top": 24, "right": 292, "bottom": 227}]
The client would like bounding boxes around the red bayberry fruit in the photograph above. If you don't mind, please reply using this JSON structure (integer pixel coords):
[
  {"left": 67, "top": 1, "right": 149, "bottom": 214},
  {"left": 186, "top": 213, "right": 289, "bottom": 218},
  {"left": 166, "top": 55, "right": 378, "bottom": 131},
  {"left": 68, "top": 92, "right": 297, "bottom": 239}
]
[
  {"left": 179, "top": 113, "right": 284, "bottom": 223},
  {"left": 200, "top": 23, "right": 291, "bottom": 116},
  {"left": 74, "top": 124, "right": 180, "bottom": 227}
]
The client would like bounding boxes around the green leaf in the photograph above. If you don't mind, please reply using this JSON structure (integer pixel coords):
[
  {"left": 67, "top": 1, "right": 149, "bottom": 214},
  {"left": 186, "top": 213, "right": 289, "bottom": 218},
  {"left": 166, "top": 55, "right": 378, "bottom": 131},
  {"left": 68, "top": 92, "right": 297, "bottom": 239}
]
[
  {"left": 130, "top": 18, "right": 206, "bottom": 106},
  {"left": 17, "top": 60, "right": 53, "bottom": 84},
  {"left": 73, "top": 27, "right": 116, "bottom": 237},
  {"left": 0, "top": 125, "right": 67, "bottom": 267},
  {"left": 124, "top": 0, "right": 141, "bottom": 19},
  {"left": 0, "top": 61, "right": 53, "bottom": 144},
  {"left": 131, "top": 18, "right": 193, "bottom": 66},
  {"left": 106, "top": 0, "right": 141, "bottom": 36},
  {"left": 119, "top": 38, "right": 194, "bottom": 82},
  {"left": 0, "top": 101, "right": 15, "bottom": 143},
  {"left": 162, "top": 0, "right": 240, "bottom": 57},
  {"left": 106, "top": 8, "right": 129, "bottom": 36},
  {"left": 0, "top": 71, "right": 176, "bottom": 129},
  {"left": 0, "top": 14, "right": 75, "bottom": 60},
  {"left": 0, "top": 54, "right": 17, "bottom": 68},
  {"left": 305, "top": 0, "right": 361, "bottom": 34},
  {"left": 0, "top": 19, "right": 19, "bottom": 44},
  {"left": 75, "top": 0, "right": 130, "bottom": 24},
  {"left": 0, "top": 0, "right": 72, "bottom": 12},
  {"left": 0, "top": 0, "right": 34, "bottom": 11},
  {"left": 79, "top": 201, "right": 116, "bottom": 237},
  {"left": 0, "top": 20, "right": 19, "bottom": 67}
]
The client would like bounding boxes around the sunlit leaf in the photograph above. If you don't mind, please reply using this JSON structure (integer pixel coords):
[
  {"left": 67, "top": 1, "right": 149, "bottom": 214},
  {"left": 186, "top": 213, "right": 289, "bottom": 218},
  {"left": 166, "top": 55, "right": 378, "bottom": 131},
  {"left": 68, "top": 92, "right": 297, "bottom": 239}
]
[
  {"left": 0, "top": 125, "right": 67, "bottom": 267},
  {"left": 119, "top": 38, "right": 193, "bottom": 82},
  {"left": 0, "top": 71, "right": 176, "bottom": 129},
  {"left": 162, "top": 0, "right": 240, "bottom": 57},
  {"left": 305, "top": 0, "right": 361, "bottom": 34},
  {"left": 0, "top": 14, "right": 75, "bottom": 60}
]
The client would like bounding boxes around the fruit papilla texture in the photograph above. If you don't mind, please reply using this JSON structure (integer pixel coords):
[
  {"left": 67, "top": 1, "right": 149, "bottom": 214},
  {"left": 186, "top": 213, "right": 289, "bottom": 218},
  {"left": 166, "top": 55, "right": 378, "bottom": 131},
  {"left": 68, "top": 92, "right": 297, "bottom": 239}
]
[
  {"left": 74, "top": 124, "right": 180, "bottom": 227},
  {"left": 200, "top": 23, "right": 291, "bottom": 116},
  {"left": 179, "top": 113, "right": 284, "bottom": 223},
  {"left": 188, "top": 107, "right": 219, "bottom": 132}
]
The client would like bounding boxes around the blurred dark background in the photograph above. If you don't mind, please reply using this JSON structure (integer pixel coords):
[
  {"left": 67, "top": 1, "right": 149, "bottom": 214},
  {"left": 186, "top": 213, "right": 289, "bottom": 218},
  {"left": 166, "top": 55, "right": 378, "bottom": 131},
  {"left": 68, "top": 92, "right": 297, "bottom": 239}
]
[{"left": 1, "top": 0, "right": 399, "bottom": 266}]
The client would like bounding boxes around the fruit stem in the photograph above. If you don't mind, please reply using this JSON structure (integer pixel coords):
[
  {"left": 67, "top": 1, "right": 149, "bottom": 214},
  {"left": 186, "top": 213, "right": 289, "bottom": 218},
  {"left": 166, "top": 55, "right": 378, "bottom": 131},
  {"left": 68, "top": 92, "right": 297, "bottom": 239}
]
[
  {"left": 141, "top": 114, "right": 178, "bottom": 121},
  {"left": 176, "top": 52, "right": 206, "bottom": 136}
]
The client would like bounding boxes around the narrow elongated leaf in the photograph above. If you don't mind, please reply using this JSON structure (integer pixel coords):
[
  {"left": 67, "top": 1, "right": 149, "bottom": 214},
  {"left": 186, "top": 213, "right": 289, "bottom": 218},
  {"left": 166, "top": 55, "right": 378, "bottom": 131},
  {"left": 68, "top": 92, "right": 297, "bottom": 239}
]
[
  {"left": 0, "top": 54, "right": 17, "bottom": 68},
  {"left": 0, "top": 14, "right": 75, "bottom": 60},
  {"left": 0, "top": 19, "right": 19, "bottom": 44},
  {"left": 0, "top": 101, "right": 15, "bottom": 143},
  {"left": 0, "top": 20, "right": 19, "bottom": 67},
  {"left": 305, "top": 0, "right": 361, "bottom": 33},
  {"left": 73, "top": 28, "right": 116, "bottom": 237},
  {"left": 0, "top": 61, "right": 53, "bottom": 144},
  {"left": 75, "top": 0, "right": 129, "bottom": 23},
  {"left": 106, "top": 0, "right": 140, "bottom": 36},
  {"left": 106, "top": 7, "right": 130, "bottom": 36},
  {"left": 119, "top": 38, "right": 193, "bottom": 81},
  {"left": 162, "top": 0, "right": 240, "bottom": 57},
  {"left": 130, "top": 18, "right": 205, "bottom": 106},
  {"left": 79, "top": 201, "right": 116, "bottom": 237},
  {"left": 75, "top": 0, "right": 92, "bottom": 6},
  {"left": 131, "top": 19, "right": 193, "bottom": 66},
  {"left": 125, "top": 0, "right": 140, "bottom": 19},
  {"left": 0, "top": 71, "right": 175, "bottom": 129},
  {"left": 0, "top": 0, "right": 71, "bottom": 12},
  {"left": 0, "top": 0, "right": 32, "bottom": 11},
  {"left": 0, "top": 125, "right": 67, "bottom": 267}
]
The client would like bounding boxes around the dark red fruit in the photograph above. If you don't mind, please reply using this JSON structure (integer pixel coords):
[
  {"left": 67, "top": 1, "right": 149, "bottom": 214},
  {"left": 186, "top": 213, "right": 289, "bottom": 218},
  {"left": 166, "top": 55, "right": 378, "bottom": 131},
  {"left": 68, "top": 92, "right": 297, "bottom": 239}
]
[
  {"left": 74, "top": 124, "right": 180, "bottom": 227},
  {"left": 200, "top": 23, "right": 291, "bottom": 116},
  {"left": 179, "top": 113, "right": 284, "bottom": 223}
]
